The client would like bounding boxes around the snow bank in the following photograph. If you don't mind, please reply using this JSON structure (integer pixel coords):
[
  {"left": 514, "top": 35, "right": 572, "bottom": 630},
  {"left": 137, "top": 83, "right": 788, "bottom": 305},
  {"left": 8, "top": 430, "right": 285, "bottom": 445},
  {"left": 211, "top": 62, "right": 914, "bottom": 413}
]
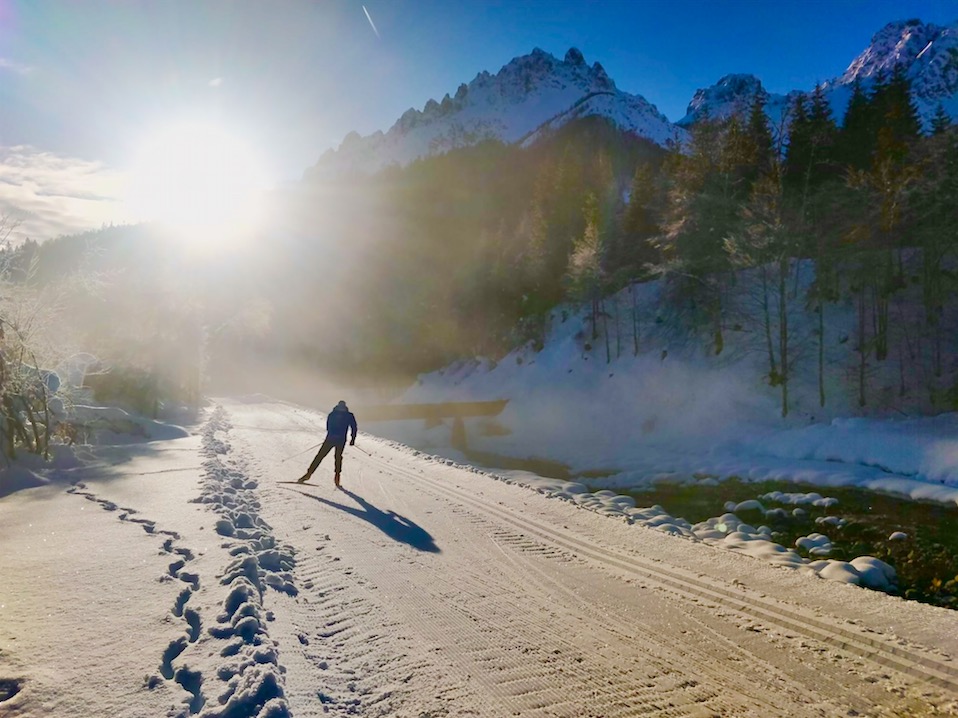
[
  {"left": 467, "top": 465, "right": 900, "bottom": 594},
  {"left": 72, "top": 405, "right": 190, "bottom": 443}
]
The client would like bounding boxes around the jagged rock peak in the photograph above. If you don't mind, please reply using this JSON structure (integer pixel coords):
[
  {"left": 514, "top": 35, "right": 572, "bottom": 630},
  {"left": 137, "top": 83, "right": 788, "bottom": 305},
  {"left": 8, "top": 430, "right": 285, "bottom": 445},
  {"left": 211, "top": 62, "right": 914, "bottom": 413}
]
[
  {"left": 307, "top": 45, "right": 679, "bottom": 177},
  {"left": 678, "top": 74, "right": 767, "bottom": 126},
  {"left": 565, "top": 47, "right": 586, "bottom": 65},
  {"left": 391, "top": 46, "right": 618, "bottom": 134},
  {"left": 840, "top": 18, "right": 951, "bottom": 82}
]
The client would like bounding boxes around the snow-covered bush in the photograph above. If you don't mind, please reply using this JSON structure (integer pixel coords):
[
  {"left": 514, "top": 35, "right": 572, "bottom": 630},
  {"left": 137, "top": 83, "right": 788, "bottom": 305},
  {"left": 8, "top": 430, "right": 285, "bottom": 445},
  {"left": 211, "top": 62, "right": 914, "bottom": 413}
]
[{"left": 0, "top": 215, "right": 67, "bottom": 459}]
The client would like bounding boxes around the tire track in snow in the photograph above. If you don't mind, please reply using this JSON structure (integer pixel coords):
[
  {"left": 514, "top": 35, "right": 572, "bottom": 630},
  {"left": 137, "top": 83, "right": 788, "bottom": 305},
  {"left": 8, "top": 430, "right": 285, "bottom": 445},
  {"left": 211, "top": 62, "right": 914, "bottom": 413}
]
[
  {"left": 378, "top": 450, "right": 958, "bottom": 701},
  {"left": 358, "top": 492, "right": 792, "bottom": 716},
  {"left": 274, "top": 464, "right": 783, "bottom": 715},
  {"left": 258, "top": 490, "right": 488, "bottom": 717},
  {"left": 239, "top": 403, "right": 826, "bottom": 715}
]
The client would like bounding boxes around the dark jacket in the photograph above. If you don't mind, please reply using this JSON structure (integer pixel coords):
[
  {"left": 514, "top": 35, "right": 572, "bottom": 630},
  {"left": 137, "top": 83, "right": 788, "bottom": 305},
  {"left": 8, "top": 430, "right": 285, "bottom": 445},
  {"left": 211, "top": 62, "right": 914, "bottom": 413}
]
[{"left": 327, "top": 406, "right": 358, "bottom": 443}]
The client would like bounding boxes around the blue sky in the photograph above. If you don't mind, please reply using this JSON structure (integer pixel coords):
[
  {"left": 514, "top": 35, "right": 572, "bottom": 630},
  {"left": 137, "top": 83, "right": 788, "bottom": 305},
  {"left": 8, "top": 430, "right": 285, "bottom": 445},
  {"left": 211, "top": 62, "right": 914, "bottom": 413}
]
[{"left": 0, "top": 0, "right": 955, "bottom": 238}]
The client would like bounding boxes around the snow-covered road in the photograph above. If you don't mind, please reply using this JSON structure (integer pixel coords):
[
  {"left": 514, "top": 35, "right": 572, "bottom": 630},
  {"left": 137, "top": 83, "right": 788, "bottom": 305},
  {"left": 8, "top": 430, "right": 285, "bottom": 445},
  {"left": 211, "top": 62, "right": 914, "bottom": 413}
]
[{"left": 2, "top": 397, "right": 957, "bottom": 717}]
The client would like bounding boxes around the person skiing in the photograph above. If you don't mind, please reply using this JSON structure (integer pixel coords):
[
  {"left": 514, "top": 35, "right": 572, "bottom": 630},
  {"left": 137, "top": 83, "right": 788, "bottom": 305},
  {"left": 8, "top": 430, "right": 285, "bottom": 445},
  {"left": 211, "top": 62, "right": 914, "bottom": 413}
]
[{"left": 297, "top": 400, "right": 358, "bottom": 488}]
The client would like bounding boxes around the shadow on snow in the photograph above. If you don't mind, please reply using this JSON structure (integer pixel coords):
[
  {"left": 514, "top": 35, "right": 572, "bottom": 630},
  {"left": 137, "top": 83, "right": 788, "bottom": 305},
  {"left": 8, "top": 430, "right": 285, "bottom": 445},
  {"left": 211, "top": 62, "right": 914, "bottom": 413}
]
[{"left": 288, "top": 486, "right": 441, "bottom": 553}]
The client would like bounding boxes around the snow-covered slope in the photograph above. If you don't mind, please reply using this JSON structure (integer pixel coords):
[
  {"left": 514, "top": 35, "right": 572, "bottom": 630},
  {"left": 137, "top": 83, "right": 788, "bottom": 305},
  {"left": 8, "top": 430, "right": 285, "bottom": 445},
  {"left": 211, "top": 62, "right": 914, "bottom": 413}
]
[
  {"left": 676, "top": 73, "right": 798, "bottom": 136},
  {"left": 375, "top": 263, "right": 958, "bottom": 507},
  {"left": 679, "top": 18, "right": 958, "bottom": 129},
  {"left": 308, "top": 47, "right": 680, "bottom": 176},
  {"left": 678, "top": 74, "right": 783, "bottom": 126},
  {"left": 824, "top": 18, "right": 958, "bottom": 127}
]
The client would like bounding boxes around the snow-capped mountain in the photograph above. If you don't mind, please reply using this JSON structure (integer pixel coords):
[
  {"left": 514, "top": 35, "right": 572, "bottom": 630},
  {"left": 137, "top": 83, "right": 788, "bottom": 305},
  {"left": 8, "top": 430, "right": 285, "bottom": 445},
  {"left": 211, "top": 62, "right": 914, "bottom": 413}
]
[
  {"left": 677, "top": 74, "right": 799, "bottom": 135},
  {"left": 679, "top": 18, "right": 958, "bottom": 130},
  {"left": 308, "top": 48, "right": 680, "bottom": 177},
  {"left": 679, "top": 74, "right": 770, "bottom": 126},
  {"left": 824, "top": 19, "right": 958, "bottom": 125}
]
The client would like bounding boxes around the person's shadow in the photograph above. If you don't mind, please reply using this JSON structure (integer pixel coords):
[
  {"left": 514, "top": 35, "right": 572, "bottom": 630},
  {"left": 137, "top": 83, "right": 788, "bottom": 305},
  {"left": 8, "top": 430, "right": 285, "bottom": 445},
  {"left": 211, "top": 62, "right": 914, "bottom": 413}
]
[{"left": 289, "top": 486, "right": 440, "bottom": 553}]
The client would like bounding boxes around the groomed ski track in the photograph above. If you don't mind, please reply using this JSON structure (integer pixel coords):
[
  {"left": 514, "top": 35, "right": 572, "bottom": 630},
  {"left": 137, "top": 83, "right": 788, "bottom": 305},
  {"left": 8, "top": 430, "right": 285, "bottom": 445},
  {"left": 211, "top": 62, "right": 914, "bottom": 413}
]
[{"left": 224, "top": 397, "right": 958, "bottom": 716}]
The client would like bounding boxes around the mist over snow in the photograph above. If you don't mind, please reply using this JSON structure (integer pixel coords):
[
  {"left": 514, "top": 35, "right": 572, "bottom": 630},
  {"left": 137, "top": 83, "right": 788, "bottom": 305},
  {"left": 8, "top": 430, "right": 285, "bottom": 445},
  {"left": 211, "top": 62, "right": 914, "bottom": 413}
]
[{"left": 373, "top": 265, "right": 958, "bottom": 508}]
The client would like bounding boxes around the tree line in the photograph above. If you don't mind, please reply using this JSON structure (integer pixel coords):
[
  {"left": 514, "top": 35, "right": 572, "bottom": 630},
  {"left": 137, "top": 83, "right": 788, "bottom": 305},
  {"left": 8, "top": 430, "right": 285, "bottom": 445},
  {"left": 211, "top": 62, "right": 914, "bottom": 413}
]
[
  {"left": 12, "top": 65, "right": 958, "bottom": 427},
  {"left": 284, "top": 66, "right": 957, "bottom": 419}
]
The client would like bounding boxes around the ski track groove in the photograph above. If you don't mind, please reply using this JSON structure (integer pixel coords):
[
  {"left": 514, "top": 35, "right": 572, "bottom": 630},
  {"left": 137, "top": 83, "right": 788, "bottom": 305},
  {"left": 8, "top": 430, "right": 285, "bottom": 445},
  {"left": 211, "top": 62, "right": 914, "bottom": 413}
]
[
  {"left": 479, "top": 521, "right": 776, "bottom": 713},
  {"left": 380, "top": 452, "right": 958, "bottom": 693},
  {"left": 273, "top": 475, "right": 775, "bottom": 712},
  {"left": 350, "top": 469, "right": 797, "bottom": 716},
  {"left": 354, "top": 446, "right": 953, "bottom": 715},
  {"left": 230, "top": 400, "right": 954, "bottom": 716},
  {"left": 479, "top": 504, "right": 861, "bottom": 714}
]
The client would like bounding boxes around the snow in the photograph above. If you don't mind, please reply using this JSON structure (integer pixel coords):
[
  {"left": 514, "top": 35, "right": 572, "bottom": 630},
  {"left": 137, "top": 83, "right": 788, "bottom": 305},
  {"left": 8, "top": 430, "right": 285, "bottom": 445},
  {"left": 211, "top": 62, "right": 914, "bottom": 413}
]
[
  {"left": 680, "top": 19, "right": 958, "bottom": 133},
  {"left": 348, "top": 271, "right": 958, "bottom": 592},
  {"left": 3, "top": 268, "right": 958, "bottom": 712},
  {"left": 2, "top": 398, "right": 957, "bottom": 716},
  {"left": 309, "top": 47, "right": 679, "bottom": 176}
]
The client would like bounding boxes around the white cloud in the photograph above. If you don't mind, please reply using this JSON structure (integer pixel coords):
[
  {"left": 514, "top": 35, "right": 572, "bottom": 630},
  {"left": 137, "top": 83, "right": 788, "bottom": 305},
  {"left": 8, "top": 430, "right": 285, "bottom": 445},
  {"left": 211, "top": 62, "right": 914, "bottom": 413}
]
[
  {"left": 0, "top": 146, "right": 135, "bottom": 242},
  {"left": 209, "top": 77, "right": 223, "bottom": 87},
  {"left": 0, "top": 57, "right": 34, "bottom": 75}
]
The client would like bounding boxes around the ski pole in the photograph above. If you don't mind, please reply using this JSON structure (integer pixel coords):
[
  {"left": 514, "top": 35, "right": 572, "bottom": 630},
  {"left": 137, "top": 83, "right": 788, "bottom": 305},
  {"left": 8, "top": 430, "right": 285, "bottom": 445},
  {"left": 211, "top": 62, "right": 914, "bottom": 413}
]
[
  {"left": 281, "top": 442, "right": 322, "bottom": 462},
  {"left": 352, "top": 444, "right": 371, "bottom": 456}
]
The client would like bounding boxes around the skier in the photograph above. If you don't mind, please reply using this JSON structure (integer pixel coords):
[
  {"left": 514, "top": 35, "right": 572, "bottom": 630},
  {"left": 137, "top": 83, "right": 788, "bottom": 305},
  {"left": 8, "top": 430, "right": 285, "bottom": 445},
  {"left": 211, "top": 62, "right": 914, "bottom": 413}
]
[{"left": 297, "top": 400, "right": 358, "bottom": 488}]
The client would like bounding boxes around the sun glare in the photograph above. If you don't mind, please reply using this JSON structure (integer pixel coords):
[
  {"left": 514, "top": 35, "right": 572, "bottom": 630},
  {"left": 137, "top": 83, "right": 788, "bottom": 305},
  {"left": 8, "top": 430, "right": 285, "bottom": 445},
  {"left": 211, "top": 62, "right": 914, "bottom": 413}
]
[{"left": 128, "top": 121, "right": 268, "bottom": 247}]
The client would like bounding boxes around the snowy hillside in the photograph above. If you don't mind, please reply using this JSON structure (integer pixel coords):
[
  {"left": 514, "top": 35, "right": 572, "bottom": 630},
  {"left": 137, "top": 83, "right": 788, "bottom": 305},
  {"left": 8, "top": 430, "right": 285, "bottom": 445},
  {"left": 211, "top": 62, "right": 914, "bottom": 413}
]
[
  {"left": 824, "top": 18, "right": 958, "bottom": 127},
  {"left": 679, "top": 18, "right": 958, "bottom": 129},
  {"left": 307, "top": 47, "right": 680, "bottom": 176},
  {"left": 375, "top": 266, "right": 958, "bottom": 508}
]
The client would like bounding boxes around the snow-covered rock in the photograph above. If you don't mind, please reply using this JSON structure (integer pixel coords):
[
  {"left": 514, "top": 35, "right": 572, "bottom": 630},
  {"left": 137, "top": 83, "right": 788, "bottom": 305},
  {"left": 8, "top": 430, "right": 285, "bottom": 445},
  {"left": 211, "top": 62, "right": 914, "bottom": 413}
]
[
  {"left": 817, "top": 560, "right": 862, "bottom": 585},
  {"left": 308, "top": 47, "right": 681, "bottom": 176},
  {"left": 680, "top": 19, "right": 958, "bottom": 131},
  {"left": 850, "top": 556, "right": 898, "bottom": 591},
  {"left": 677, "top": 74, "right": 793, "bottom": 128}
]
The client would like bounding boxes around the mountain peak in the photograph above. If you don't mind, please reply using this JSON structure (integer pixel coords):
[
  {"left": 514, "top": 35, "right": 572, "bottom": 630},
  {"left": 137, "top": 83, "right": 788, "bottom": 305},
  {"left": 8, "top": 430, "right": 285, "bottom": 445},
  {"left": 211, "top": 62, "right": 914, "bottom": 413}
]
[
  {"left": 565, "top": 47, "right": 586, "bottom": 66},
  {"left": 678, "top": 73, "right": 767, "bottom": 126},
  {"left": 309, "top": 46, "right": 675, "bottom": 176},
  {"left": 840, "top": 18, "right": 947, "bottom": 83},
  {"left": 679, "top": 17, "right": 958, "bottom": 133}
]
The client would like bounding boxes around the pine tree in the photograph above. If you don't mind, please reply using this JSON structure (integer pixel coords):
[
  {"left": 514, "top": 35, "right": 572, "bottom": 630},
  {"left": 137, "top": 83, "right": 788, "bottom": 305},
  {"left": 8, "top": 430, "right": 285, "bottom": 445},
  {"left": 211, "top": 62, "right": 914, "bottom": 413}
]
[
  {"left": 725, "top": 166, "right": 795, "bottom": 416},
  {"left": 653, "top": 119, "right": 738, "bottom": 353},
  {"left": 840, "top": 77, "right": 874, "bottom": 170},
  {"left": 617, "top": 162, "right": 661, "bottom": 273},
  {"left": 745, "top": 91, "right": 774, "bottom": 180},
  {"left": 567, "top": 193, "right": 605, "bottom": 343},
  {"left": 784, "top": 94, "right": 811, "bottom": 189},
  {"left": 930, "top": 104, "right": 952, "bottom": 136},
  {"left": 884, "top": 65, "right": 921, "bottom": 142},
  {"left": 807, "top": 84, "right": 839, "bottom": 184}
]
